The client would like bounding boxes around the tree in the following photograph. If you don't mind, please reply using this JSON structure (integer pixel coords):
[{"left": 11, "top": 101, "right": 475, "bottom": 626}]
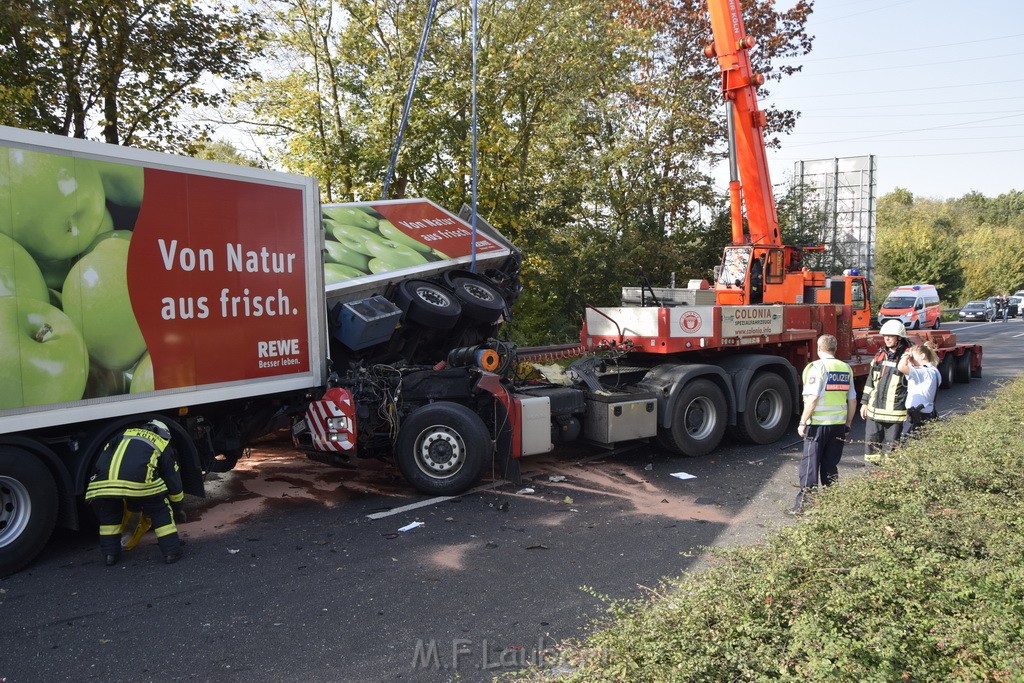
[
  {"left": 958, "top": 224, "right": 1024, "bottom": 299},
  {"left": 876, "top": 190, "right": 964, "bottom": 304},
  {"left": 231, "top": 0, "right": 813, "bottom": 342},
  {"left": 193, "top": 140, "right": 262, "bottom": 167},
  {"left": 875, "top": 188, "right": 1024, "bottom": 305},
  {"left": 0, "top": 0, "right": 264, "bottom": 150}
]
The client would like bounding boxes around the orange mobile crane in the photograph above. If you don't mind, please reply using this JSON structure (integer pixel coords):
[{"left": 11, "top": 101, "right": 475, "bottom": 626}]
[
  {"left": 706, "top": 0, "right": 842, "bottom": 309},
  {"left": 576, "top": 0, "right": 983, "bottom": 457}
]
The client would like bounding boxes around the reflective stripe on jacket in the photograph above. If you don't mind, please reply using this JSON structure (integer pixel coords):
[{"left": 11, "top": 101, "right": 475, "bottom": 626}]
[
  {"left": 85, "top": 428, "right": 183, "bottom": 502},
  {"left": 862, "top": 343, "right": 909, "bottom": 423},
  {"left": 803, "top": 357, "right": 853, "bottom": 425}
]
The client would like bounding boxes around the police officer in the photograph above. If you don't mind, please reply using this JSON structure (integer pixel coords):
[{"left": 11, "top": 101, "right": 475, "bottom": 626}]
[
  {"left": 861, "top": 319, "right": 911, "bottom": 462},
  {"left": 789, "top": 334, "right": 857, "bottom": 514},
  {"left": 86, "top": 419, "right": 186, "bottom": 566}
]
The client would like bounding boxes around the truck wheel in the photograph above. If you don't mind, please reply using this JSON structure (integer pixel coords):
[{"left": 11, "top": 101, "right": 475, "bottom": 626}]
[
  {"left": 939, "top": 354, "right": 955, "bottom": 389},
  {"left": 732, "top": 372, "right": 792, "bottom": 445},
  {"left": 954, "top": 350, "right": 972, "bottom": 384},
  {"left": 0, "top": 448, "right": 58, "bottom": 577},
  {"left": 450, "top": 277, "right": 506, "bottom": 323},
  {"left": 932, "top": 316, "right": 940, "bottom": 329},
  {"left": 395, "top": 402, "right": 490, "bottom": 495},
  {"left": 657, "top": 379, "right": 727, "bottom": 457},
  {"left": 394, "top": 280, "right": 462, "bottom": 330}
]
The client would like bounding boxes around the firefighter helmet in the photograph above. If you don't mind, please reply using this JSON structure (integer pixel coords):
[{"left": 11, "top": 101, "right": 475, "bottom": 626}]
[
  {"left": 879, "top": 320, "right": 907, "bottom": 338},
  {"left": 145, "top": 419, "right": 171, "bottom": 439}
]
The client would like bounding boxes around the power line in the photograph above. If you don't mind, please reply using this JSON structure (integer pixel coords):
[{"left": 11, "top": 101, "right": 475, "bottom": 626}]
[
  {"left": 781, "top": 112, "right": 1024, "bottom": 147},
  {"left": 799, "top": 110, "right": 1024, "bottom": 119},
  {"left": 790, "top": 33, "right": 1024, "bottom": 62},
  {"left": 768, "top": 78, "right": 1024, "bottom": 100},
  {"left": 774, "top": 148, "right": 1024, "bottom": 161},
  {"left": 772, "top": 124, "right": 1024, "bottom": 134},
  {"left": 798, "top": 51, "right": 1024, "bottom": 77},
  {"left": 781, "top": 135, "right": 1024, "bottom": 142},
  {"left": 776, "top": 95, "right": 1024, "bottom": 112},
  {"left": 815, "top": 0, "right": 919, "bottom": 25},
  {"left": 887, "top": 148, "right": 1024, "bottom": 159}
]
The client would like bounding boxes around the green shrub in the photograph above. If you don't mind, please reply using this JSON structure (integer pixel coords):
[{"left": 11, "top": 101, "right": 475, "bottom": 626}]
[{"left": 509, "top": 378, "right": 1024, "bottom": 682}]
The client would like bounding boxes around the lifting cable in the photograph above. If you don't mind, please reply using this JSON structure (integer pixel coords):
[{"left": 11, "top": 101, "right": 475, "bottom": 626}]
[
  {"left": 468, "top": 0, "right": 479, "bottom": 272},
  {"left": 381, "top": 0, "right": 439, "bottom": 201},
  {"left": 381, "top": 0, "right": 480, "bottom": 273}
]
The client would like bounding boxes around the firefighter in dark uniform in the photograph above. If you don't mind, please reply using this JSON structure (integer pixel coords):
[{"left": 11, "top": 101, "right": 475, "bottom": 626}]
[
  {"left": 790, "top": 334, "right": 857, "bottom": 514},
  {"left": 861, "top": 319, "right": 911, "bottom": 463},
  {"left": 86, "top": 419, "right": 185, "bottom": 566}
]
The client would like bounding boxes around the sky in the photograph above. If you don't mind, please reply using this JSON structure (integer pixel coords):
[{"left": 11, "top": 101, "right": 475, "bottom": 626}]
[{"left": 725, "top": 0, "right": 1024, "bottom": 201}]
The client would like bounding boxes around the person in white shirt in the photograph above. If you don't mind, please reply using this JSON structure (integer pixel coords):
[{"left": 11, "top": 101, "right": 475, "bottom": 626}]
[{"left": 897, "top": 342, "right": 941, "bottom": 435}]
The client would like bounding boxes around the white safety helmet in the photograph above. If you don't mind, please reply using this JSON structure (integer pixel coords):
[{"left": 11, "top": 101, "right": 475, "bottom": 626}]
[
  {"left": 879, "top": 319, "right": 907, "bottom": 338},
  {"left": 145, "top": 419, "right": 171, "bottom": 438}
]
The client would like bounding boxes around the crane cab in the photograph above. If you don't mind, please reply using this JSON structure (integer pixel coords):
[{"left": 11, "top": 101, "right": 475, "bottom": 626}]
[{"left": 715, "top": 246, "right": 818, "bottom": 306}]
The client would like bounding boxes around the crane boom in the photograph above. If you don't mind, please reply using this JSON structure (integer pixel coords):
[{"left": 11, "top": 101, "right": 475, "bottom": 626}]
[
  {"left": 706, "top": 0, "right": 780, "bottom": 248},
  {"left": 705, "top": 0, "right": 827, "bottom": 307}
]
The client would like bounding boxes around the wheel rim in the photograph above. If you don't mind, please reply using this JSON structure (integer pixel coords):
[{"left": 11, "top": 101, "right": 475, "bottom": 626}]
[
  {"left": 415, "top": 286, "right": 453, "bottom": 308},
  {"left": 683, "top": 396, "right": 719, "bottom": 440},
  {"left": 461, "top": 281, "right": 496, "bottom": 303},
  {"left": 0, "top": 475, "right": 31, "bottom": 549},
  {"left": 413, "top": 425, "right": 466, "bottom": 479},
  {"left": 752, "top": 388, "right": 784, "bottom": 430}
]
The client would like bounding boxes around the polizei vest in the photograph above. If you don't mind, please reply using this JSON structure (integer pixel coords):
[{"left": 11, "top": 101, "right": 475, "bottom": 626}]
[{"left": 802, "top": 357, "right": 853, "bottom": 425}]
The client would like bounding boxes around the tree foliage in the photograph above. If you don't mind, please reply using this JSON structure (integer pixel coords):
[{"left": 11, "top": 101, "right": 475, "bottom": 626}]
[
  {"left": 0, "top": 0, "right": 264, "bottom": 150},
  {"left": 875, "top": 188, "right": 1024, "bottom": 306},
  {"left": 234, "top": 0, "right": 814, "bottom": 342}
]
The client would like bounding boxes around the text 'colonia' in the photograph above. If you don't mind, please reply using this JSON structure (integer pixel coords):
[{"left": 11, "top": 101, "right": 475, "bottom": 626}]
[{"left": 733, "top": 308, "right": 772, "bottom": 320}]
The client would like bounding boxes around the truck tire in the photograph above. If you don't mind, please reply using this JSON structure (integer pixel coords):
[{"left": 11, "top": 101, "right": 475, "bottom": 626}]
[
  {"left": 395, "top": 402, "right": 490, "bottom": 495},
  {"left": 954, "top": 350, "right": 972, "bottom": 384},
  {"left": 732, "top": 372, "right": 792, "bottom": 445},
  {"left": 394, "top": 280, "right": 462, "bottom": 330},
  {"left": 450, "top": 277, "right": 506, "bottom": 323},
  {"left": 939, "top": 354, "right": 955, "bottom": 389},
  {"left": 0, "top": 448, "right": 58, "bottom": 577},
  {"left": 657, "top": 379, "right": 727, "bottom": 457},
  {"left": 932, "top": 316, "right": 940, "bottom": 330}
]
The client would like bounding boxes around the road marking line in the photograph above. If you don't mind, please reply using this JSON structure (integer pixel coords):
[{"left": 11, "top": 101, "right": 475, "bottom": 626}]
[
  {"left": 367, "top": 443, "right": 648, "bottom": 520},
  {"left": 366, "top": 480, "right": 506, "bottom": 519}
]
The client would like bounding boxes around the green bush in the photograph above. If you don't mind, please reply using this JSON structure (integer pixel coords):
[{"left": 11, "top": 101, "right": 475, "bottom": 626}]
[{"left": 510, "top": 378, "right": 1024, "bottom": 682}]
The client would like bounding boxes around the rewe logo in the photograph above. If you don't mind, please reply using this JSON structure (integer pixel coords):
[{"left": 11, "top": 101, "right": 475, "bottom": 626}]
[{"left": 258, "top": 338, "right": 300, "bottom": 358}]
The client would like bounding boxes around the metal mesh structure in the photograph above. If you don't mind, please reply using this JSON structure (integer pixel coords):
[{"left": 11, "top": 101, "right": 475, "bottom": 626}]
[{"left": 794, "top": 155, "right": 877, "bottom": 285}]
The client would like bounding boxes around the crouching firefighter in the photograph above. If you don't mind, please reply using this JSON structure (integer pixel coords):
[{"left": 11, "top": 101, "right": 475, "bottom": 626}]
[{"left": 86, "top": 419, "right": 186, "bottom": 566}]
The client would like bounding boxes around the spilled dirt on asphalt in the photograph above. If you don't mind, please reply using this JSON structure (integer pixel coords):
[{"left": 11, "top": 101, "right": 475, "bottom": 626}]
[
  {"left": 515, "top": 453, "right": 735, "bottom": 525},
  {"left": 180, "top": 433, "right": 740, "bottom": 542},
  {"left": 183, "top": 432, "right": 414, "bottom": 537}
]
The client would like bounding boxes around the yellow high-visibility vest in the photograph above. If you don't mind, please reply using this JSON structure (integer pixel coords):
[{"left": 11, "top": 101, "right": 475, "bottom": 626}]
[{"left": 803, "top": 357, "right": 853, "bottom": 425}]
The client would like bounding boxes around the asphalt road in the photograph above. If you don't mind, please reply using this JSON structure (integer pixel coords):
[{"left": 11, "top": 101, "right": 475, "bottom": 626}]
[{"left": 2, "top": 319, "right": 1021, "bottom": 683}]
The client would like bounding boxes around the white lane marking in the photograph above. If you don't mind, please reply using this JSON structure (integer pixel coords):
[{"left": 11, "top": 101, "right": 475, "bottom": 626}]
[
  {"left": 366, "top": 480, "right": 505, "bottom": 519},
  {"left": 366, "top": 446, "right": 644, "bottom": 519}
]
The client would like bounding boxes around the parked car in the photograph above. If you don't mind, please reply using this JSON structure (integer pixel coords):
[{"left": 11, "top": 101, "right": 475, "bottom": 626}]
[{"left": 959, "top": 300, "right": 995, "bottom": 322}]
